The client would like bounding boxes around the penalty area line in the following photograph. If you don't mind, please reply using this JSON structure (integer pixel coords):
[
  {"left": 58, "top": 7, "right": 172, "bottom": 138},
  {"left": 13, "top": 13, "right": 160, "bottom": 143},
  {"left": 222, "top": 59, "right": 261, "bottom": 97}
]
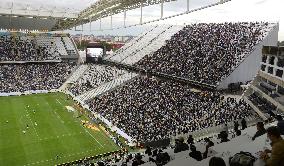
[
  {"left": 56, "top": 99, "right": 63, "bottom": 105},
  {"left": 83, "top": 127, "right": 103, "bottom": 147}
]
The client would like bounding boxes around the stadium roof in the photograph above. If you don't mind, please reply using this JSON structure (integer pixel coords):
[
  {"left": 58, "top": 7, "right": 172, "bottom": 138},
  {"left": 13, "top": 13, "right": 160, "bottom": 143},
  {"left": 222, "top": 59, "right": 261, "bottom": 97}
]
[
  {"left": 0, "top": 1, "right": 79, "bottom": 31},
  {"left": 0, "top": 0, "right": 177, "bottom": 31},
  {"left": 55, "top": 0, "right": 178, "bottom": 30}
]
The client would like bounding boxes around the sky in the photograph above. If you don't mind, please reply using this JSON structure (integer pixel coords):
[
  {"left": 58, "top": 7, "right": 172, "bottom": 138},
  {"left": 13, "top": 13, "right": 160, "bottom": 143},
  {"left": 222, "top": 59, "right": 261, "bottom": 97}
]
[{"left": 1, "top": 0, "right": 284, "bottom": 41}]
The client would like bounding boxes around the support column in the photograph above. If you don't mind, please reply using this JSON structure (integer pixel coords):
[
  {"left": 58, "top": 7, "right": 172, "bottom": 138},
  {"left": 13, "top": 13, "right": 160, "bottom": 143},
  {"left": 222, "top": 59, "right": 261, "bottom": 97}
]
[
  {"left": 124, "top": 9, "right": 126, "bottom": 27},
  {"left": 80, "top": 34, "right": 82, "bottom": 46},
  {"left": 187, "top": 0, "right": 190, "bottom": 12},
  {"left": 161, "top": 0, "right": 164, "bottom": 19},
  {"left": 140, "top": 1, "right": 143, "bottom": 24},
  {"left": 110, "top": 10, "right": 113, "bottom": 29},
  {"left": 273, "top": 67, "right": 277, "bottom": 76},
  {"left": 89, "top": 17, "right": 92, "bottom": 31},
  {"left": 10, "top": 2, "right": 13, "bottom": 30},
  {"left": 275, "top": 57, "right": 279, "bottom": 67},
  {"left": 266, "top": 55, "right": 270, "bottom": 73},
  {"left": 100, "top": 14, "right": 102, "bottom": 30}
]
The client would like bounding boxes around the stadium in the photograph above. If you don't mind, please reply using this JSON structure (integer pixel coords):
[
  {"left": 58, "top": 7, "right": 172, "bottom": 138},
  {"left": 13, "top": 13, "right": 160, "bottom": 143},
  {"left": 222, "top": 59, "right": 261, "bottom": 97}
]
[{"left": 0, "top": 0, "right": 283, "bottom": 166}]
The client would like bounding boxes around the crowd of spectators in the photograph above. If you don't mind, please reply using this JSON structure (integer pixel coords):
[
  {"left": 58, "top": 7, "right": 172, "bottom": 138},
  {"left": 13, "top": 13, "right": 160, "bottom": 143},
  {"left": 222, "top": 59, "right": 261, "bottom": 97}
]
[
  {"left": 0, "top": 63, "right": 75, "bottom": 93},
  {"left": 69, "top": 65, "right": 126, "bottom": 96},
  {"left": 0, "top": 35, "right": 62, "bottom": 61},
  {"left": 136, "top": 22, "right": 272, "bottom": 86},
  {"left": 88, "top": 76, "right": 257, "bottom": 143}
]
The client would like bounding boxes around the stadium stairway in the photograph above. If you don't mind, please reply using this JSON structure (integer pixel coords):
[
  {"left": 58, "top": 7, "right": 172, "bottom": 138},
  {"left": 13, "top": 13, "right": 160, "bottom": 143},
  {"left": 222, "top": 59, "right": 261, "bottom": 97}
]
[
  {"left": 75, "top": 72, "right": 138, "bottom": 102},
  {"left": 59, "top": 64, "right": 89, "bottom": 91},
  {"left": 243, "top": 73, "right": 284, "bottom": 120}
]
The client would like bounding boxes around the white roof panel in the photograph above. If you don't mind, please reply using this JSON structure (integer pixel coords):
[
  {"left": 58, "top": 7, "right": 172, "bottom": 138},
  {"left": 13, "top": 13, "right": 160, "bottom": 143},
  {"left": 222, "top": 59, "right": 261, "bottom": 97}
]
[{"left": 0, "top": 2, "right": 79, "bottom": 18}]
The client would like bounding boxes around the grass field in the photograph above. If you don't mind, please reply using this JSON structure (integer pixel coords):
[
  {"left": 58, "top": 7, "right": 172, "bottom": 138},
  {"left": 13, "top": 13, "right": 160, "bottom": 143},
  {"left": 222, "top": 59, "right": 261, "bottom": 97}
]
[{"left": 0, "top": 93, "right": 120, "bottom": 166}]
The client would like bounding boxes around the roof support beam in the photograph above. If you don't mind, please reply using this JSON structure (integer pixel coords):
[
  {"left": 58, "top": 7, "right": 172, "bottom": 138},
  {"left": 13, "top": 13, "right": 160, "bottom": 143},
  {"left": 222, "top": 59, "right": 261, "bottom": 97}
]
[
  {"left": 89, "top": 17, "right": 92, "bottom": 31},
  {"left": 123, "top": 9, "right": 126, "bottom": 28},
  {"left": 99, "top": 14, "right": 102, "bottom": 30},
  {"left": 140, "top": 1, "right": 143, "bottom": 25},
  {"left": 161, "top": 0, "right": 164, "bottom": 19},
  {"left": 110, "top": 9, "right": 113, "bottom": 29},
  {"left": 187, "top": 0, "right": 190, "bottom": 12}
]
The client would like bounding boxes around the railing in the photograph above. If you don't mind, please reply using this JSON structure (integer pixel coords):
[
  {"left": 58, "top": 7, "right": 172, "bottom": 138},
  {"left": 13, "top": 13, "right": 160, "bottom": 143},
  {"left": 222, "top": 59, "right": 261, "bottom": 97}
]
[{"left": 102, "top": 59, "right": 217, "bottom": 90}]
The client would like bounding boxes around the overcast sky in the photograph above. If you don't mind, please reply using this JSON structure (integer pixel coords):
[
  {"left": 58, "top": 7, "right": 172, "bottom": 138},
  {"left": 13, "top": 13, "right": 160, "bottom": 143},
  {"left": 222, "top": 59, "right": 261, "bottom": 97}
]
[{"left": 1, "top": 0, "right": 284, "bottom": 40}]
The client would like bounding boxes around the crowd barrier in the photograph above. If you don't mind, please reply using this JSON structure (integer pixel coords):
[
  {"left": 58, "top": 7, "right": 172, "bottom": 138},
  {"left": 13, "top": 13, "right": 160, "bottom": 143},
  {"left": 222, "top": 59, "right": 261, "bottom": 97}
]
[{"left": 0, "top": 89, "right": 59, "bottom": 97}]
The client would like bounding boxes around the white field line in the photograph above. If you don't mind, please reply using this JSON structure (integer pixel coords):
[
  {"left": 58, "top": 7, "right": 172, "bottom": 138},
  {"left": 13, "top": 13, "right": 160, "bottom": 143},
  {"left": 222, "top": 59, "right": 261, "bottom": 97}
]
[
  {"left": 82, "top": 126, "right": 104, "bottom": 147},
  {"left": 56, "top": 94, "right": 104, "bottom": 148},
  {"left": 56, "top": 99, "right": 63, "bottom": 106},
  {"left": 54, "top": 99, "right": 67, "bottom": 124}
]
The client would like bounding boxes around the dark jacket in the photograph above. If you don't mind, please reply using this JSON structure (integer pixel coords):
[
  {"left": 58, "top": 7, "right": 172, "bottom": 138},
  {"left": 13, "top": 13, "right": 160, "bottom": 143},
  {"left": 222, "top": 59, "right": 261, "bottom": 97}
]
[
  {"left": 174, "top": 142, "right": 189, "bottom": 153},
  {"left": 241, "top": 119, "right": 247, "bottom": 129},
  {"left": 234, "top": 121, "right": 239, "bottom": 131},
  {"left": 252, "top": 129, "right": 266, "bottom": 140},
  {"left": 277, "top": 120, "right": 284, "bottom": 135},
  {"left": 187, "top": 137, "right": 194, "bottom": 145},
  {"left": 189, "top": 150, "right": 202, "bottom": 161}
]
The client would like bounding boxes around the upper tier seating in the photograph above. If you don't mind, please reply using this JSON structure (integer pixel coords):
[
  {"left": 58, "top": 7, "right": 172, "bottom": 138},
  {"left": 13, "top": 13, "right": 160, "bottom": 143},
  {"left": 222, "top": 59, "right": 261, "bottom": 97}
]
[
  {"left": 134, "top": 22, "right": 274, "bottom": 86},
  {"left": 0, "top": 34, "right": 77, "bottom": 61}
]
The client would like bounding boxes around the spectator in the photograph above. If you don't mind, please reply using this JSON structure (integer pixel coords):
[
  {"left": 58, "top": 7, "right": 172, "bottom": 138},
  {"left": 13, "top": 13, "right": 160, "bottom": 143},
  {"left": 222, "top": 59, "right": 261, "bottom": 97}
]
[
  {"left": 252, "top": 122, "right": 266, "bottom": 141},
  {"left": 145, "top": 146, "right": 152, "bottom": 156},
  {"left": 189, "top": 145, "right": 202, "bottom": 161},
  {"left": 260, "top": 126, "right": 284, "bottom": 166},
  {"left": 223, "top": 124, "right": 229, "bottom": 134},
  {"left": 89, "top": 76, "right": 257, "bottom": 142},
  {"left": 174, "top": 137, "right": 189, "bottom": 153},
  {"left": 187, "top": 135, "right": 194, "bottom": 145},
  {"left": 203, "top": 138, "right": 215, "bottom": 158},
  {"left": 241, "top": 118, "right": 247, "bottom": 130},
  {"left": 133, "top": 153, "right": 145, "bottom": 165},
  {"left": 0, "top": 63, "right": 75, "bottom": 93},
  {"left": 236, "top": 129, "right": 241, "bottom": 136},
  {"left": 0, "top": 35, "right": 72, "bottom": 61},
  {"left": 156, "top": 150, "right": 170, "bottom": 165},
  {"left": 136, "top": 22, "right": 272, "bottom": 86},
  {"left": 275, "top": 115, "right": 284, "bottom": 135},
  {"left": 69, "top": 65, "right": 126, "bottom": 96},
  {"left": 219, "top": 131, "right": 230, "bottom": 143},
  {"left": 234, "top": 121, "right": 239, "bottom": 132},
  {"left": 209, "top": 157, "right": 226, "bottom": 166}
]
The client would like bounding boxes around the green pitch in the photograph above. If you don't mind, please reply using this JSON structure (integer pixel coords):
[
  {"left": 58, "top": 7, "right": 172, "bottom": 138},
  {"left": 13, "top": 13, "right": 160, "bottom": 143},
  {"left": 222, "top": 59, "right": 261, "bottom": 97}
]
[{"left": 0, "top": 93, "right": 120, "bottom": 166}]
